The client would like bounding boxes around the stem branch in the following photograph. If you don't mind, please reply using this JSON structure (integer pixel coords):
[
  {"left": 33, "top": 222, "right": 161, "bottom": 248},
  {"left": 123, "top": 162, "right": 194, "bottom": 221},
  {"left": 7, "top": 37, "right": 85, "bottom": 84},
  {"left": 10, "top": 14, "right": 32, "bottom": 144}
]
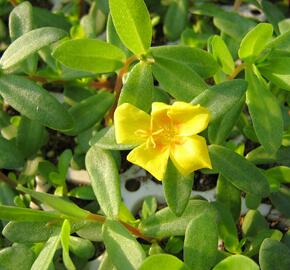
[
  {"left": 228, "top": 63, "right": 246, "bottom": 80},
  {"left": 0, "top": 171, "right": 16, "bottom": 188}
]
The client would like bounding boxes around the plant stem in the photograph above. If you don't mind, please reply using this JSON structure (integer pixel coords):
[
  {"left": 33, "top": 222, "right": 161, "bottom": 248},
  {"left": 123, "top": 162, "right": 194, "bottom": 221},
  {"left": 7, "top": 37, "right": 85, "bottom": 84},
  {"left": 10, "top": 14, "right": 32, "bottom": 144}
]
[
  {"left": 234, "top": 0, "right": 243, "bottom": 11},
  {"left": 86, "top": 212, "right": 152, "bottom": 242},
  {"left": 228, "top": 63, "right": 246, "bottom": 80},
  {"left": 105, "top": 55, "right": 138, "bottom": 125},
  {"left": 9, "top": 0, "right": 17, "bottom": 6},
  {"left": 0, "top": 171, "right": 16, "bottom": 188}
]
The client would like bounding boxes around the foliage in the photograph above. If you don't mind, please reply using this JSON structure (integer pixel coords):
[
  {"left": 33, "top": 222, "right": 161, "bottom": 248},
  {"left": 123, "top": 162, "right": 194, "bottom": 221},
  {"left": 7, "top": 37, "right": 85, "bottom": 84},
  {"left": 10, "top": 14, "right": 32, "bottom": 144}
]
[{"left": 0, "top": 0, "right": 289, "bottom": 269}]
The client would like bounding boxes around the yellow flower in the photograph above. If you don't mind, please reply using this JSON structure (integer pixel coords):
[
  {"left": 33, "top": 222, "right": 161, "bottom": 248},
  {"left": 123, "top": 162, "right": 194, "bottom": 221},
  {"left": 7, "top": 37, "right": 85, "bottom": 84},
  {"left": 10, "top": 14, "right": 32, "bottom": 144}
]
[{"left": 114, "top": 102, "right": 212, "bottom": 180}]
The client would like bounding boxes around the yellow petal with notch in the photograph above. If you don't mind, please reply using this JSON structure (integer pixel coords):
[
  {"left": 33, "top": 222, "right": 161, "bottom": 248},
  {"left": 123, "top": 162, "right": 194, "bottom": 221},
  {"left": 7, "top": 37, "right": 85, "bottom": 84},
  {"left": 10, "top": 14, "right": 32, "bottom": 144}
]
[
  {"left": 127, "top": 143, "right": 170, "bottom": 180},
  {"left": 114, "top": 103, "right": 150, "bottom": 144},
  {"left": 170, "top": 135, "right": 212, "bottom": 176},
  {"left": 168, "top": 102, "right": 210, "bottom": 136}
]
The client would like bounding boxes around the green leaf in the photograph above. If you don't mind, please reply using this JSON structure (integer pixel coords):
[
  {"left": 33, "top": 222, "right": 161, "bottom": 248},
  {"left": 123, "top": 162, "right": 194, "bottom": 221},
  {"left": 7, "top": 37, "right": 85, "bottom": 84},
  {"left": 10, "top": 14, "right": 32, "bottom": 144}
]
[
  {"left": 213, "top": 12, "right": 256, "bottom": 42},
  {"left": 103, "top": 220, "right": 146, "bottom": 270},
  {"left": 139, "top": 200, "right": 215, "bottom": 238},
  {"left": 261, "top": 0, "right": 284, "bottom": 35},
  {"left": 246, "top": 68, "right": 283, "bottom": 153},
  {"left": 119, "top": 62, "right": 153, "bottom": 112},
  {"left": 259, "top": 239, "right": 290, "bottom": 270},
  {"left": 90, "top": 126, "right": 136, "bottom": 150},
  {"left": 66, "top": 91, "right": 114, "bottom": 135},
  {"left": 16, "top": 117, "right": 47, "bottom": 158},
  {"left": 184, "top": 211, "right": 218, "bottom": 270},
  {"left": 0, "top": 27, "right": 66, "bottom": 70},
  {"left": 0, "top": 75, "right": 73, "bottom": 131},
  {"left": 216, "top": 175, "right": 241, "bottom": 221},
  {"left": 139, "top": 254, "right": 190, "bottom": 270},
  {"left": 152, "top": 56, "right": 208, "bottom": 101},
  {"left": 259, "top": 57, "right": 290, "bottom": 91},
  {"left": 9, "top": 1, "right": 38, "bottom": 74},
  {"left": 32, "top": 6, "right": 70, "bottom": 31},
  {"left": 212, "top": 202, "right": 240, "bottom": 253},
  {"left": 99, "top": 252, "right": 116, "bottom": 270},
  {"left": 149, "top": 45, "right": 218, "bottom": 78},
  {"left": 163, "top": 160, "right": 193, "bottom": 217},
  {"left": 3, "top": 221, "right": 59, "bottom": 243},
  {"left": 270, "top": 187, "right": 290, "bottom": 218},
  {"left": 0, "top": 136, "right": 24, "bottom": 169},
  {"left": 52, "top": 39, "right": 126, "bottom": 73},
  {"left": 141, "top": 196, "right": 157, "bottom": 220},
  {"left": 0, "top": 205, "right": 63, "bottom": 222},
  {"left": 267, "top": 31, "right": 290, "bottom": 52},
  {"left": 69, "top": 236, "right": 95, "bottom": 260},
  {"left": 109, "top": 0, "right": 152, "bottom": 55},
  {"left": 245, "top": 193, "right": 261, "bottom": 210},
  {"left": 76, "top": 221, "right": 103, "bottom": 242},
  {"left": 242, "top": 210, "right": 268, "bottom": 237},
  {"left": 17, "top": 186, "right": 89, "bottom": 219},
  {"left": 61, "top": 220, "right": 76, "bottom": 270},
  {"left": 213, "top": 255, "right": 259, "bottom": 270},
  {"left": 191, "top": 80, "right": 247, "bottom": 122},
  {"left": 208, "top": 96, "right": 245, "bottom": 144},
  {"left": 68, "top": 186, "right": 96, "bottom": 200},
  {"left": 86, "top": 145, "right": 121, "bottom": 218},
  {"left": 31, "top": 232, "right": 61, "bottom": 270},
  {"left": 0, "top": 244, "right": 35, "bottom": 270},
  {"left": 239, "top": 23, "right": 273, "bottom": 62},
  {"left": 209, "top": 35, "right": 235, "bottom": 75},
  {"left": 164, "top": 0, "right": 188, "bottom": 41},
  {"left": 209, "top": 145, "right": 270, "bottom": 197}
]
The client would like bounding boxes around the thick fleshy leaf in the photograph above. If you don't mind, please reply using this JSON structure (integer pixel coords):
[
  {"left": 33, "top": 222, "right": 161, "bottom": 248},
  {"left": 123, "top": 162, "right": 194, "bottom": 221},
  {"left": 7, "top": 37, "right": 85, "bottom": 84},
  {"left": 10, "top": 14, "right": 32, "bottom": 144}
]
[
  {"left": 246, "top": 68, "right": 283, "bottom": 153},
  {"left": 164, "top": 0, "right": 188, "bottom": 41},
  {"left": 209, "top": 145, "right": 270, "bottom": 197},
  {"left": 0, "top": 244, "right": 35, "bottom": 270},
  {"left": 17, "top": 186, "right": 89, "bottom": 219},
  {"left": 0, "top": 136, "right": 24, "bottom": 169},
  {"left": 102, "top": 220, "right": 146, "bottom": 270},
  {"left": 184, "top": 211, "right": 218, "bottom": 270},
  {"left": 9, "top": 1, "right": 38, "bottom": 74},
  {"left": 31, "top": 232, "right": 61, "bottom": 270},
  {"left": 109, "top": 0, "right": 152, "bottom": 55},
  {"left": 208, "top": 96, "right": 245, "bottom": 144},
  {"left": 259, "top": 57, "right": 290, "bottom": 91},
  {"left": 270, "top": 187, "right": 290, "bottom": 218},
  {"left": 152, "top": 56, "right": 208, "bottom": 101},
  {"left": 191, "top": 79, "right": 247, "bottom": 122},
  {"left": 150, "top": 45, "right": 218, "bottom": 78},
  {"left": 61, "top": 220, "right": 76, "bottom": 270},
  {"left": 3, "top": 221, "right": 59, "bottom": 243},
  {"left": 216, "top": 175, "right": 241, "bottom": 221},
  {"left": 52, "top": 39, "right": 126, "bottom": 73},
  {"left": 0, "top": 205, "right": 63, "bottom": 222},
  {"left": 163, "top": 160, "right": 193, "bottom": 216},
  {"left": 242, "top": 210, "right": 268, "bottom": 237},
  {"left": 239, "top": 23, "right": 273, "bottom": 62},
  {"left": 259, "top": 239, "right": 290, "bottom": 270},
  {"left": 0, "top": 27, "right": 66, "bottom": 70},
  {"left": 213, "top": 255, "right": 259, "bottom": 270},
  {"left": 139, "top": 254, "right": 190, "bottom": 270},
  {"left": 66, "top": 91, "right": 114, "bottom": 135},
  {"left": 209, "top": 35, "right": 235, "bottom": 75},
  {"left": 119, "top": 62, "right": 153, "bottom": 112},
  {"left": 16, "top": 116, "right": 47, "bottom": 158},
  {"left": 0, "top": 75, "right": 73, "bottom": 131},
  {"left": 212, "top": 202, "right": 240, "bottom": 253},
  {"left": 86, "top": 145, "right": 121, "bottom": 218},
  {"left": 139, "top": 200, "right": 215, "bottom": 238}
]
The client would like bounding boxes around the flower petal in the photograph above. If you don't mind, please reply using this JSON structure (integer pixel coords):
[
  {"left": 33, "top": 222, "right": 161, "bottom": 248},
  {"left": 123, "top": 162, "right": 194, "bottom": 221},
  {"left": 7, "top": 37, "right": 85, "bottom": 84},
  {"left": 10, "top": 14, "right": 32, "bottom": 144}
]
[
  {"left": 127, "top": 143, "right": 170, "bottom": 180},
  {"left": 168, "top": 102, "right": 210, "bottom": 136},
  {"left": 170, "top": 135, "right": 212, "bottom": 176},
  {"left": 114, "top": 103, "right": 151, "bottom": 144}
]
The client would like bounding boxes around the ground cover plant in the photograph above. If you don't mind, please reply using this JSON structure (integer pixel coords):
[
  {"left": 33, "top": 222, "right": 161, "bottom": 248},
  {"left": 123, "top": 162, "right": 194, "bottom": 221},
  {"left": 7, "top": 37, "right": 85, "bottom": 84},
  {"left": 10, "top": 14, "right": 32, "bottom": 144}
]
[{"left": 0, "top": 0, "right": 289, "bottom": 269}]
